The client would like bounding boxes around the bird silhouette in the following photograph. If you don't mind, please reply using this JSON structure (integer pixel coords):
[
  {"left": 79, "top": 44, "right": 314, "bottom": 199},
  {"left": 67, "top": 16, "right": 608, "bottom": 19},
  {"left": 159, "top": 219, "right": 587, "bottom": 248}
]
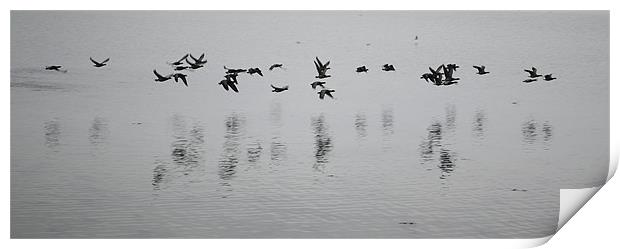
[
  {"left": 317, "top": 89, "right": 335, "bottom": 99},
  {"left": 473, "top": 65, "right": 489, "bottom": 75},
  {"left": 172, "top": 73, "right": 188, "bottom": 87},
  {"left": 185, "top": 58, "right": 204, "bottom": 69},
  {"left": 543, "top": 74, "right": 556, "bottom": 81},
  {"left": 219, "top": 77, "right": 239, "bottom": 93},
  {"left": 247, "top": 68, "right": 263, "bottom": 76},
  {"left": 224, "top": 66, "right": 247, "bottom": 74},
  {"left": 523, "top": 78, "right": 537, "bottom": 83},
  {"left": 45, "top": 65, "right": 66, "bottom": 72},
  {"left": 189, "top": 53, "right": 207, "bottom": 65},
  {"left": 153, "top": 70, "right": 172, "bottom": 82},
  {"left": 382, "top": 64, "right": 395, "bottom": 71},
  {"left": 169, "top": 54, "right": 189, "bottom": 66},
  {"left": 269, "top": 64, "right": 283, "bottom": 70},
  {"left": 314, "top": 57, "right": 331, "bottom": 79},
  {"left": 310, "top": 81, "right": 326, "bottom": 89},
  {"left": 90, "top": 57, "right": 110, "bottom": 67},
  {"left": 356, "top": 66, "right": 368, "bottom": 73},
  {"left": 524, "top": 67, "right": 542, "bottom": 78},
  {"left": 173, "top": 65, "right": 190, "bottom": 71},
  {"left": 271, "top": 84, "right": 289, "bottom": 93}
]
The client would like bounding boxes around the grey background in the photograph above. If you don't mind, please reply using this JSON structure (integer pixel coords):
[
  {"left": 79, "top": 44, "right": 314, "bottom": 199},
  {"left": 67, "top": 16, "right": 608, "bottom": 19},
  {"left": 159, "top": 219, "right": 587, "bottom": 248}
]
[{"left": 11, "top": 11, "right": 609, "bottom": 238}]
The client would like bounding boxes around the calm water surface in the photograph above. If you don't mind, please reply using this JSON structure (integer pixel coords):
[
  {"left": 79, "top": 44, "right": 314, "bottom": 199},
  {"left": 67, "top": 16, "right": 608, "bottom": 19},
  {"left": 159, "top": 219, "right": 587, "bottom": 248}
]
[{"left": 11, "top": 11, "right": 609, "bottom": 238}]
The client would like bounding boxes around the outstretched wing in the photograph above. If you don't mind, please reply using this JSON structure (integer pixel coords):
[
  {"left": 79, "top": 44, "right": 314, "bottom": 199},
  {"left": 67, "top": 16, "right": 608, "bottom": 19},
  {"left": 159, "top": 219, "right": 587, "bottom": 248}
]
[
  {"left": 178, "top": 54, "right": 189, "bottom": 62},
  {"left": 102, "top": 58, "right": 110, "bottom": 64},
  {"left": 473, "top": 65, "right": 482, "bottom": 72},
  {"left": 314, "top": 61, "right": 321, "bottom": 75},
  {"left": 228, "top": 82, "right": 239, "bottom": 93},
  {"left": 315, "top": 57, "right": 323, "bottom": 68},
  {"left": 153, "top": 70, "right": 164, "bottom": 79},
  {"left": 270, "top": 84, "right": 277, "bottom": 90},
  {"left": 180, "top": 76, "right": 188, "bottom": 87},
  {"left": 257, "top": 70, "right": 263, "bottom": 76},
  {"left": 190, "top": 54, "right": 199, "bottom": 63},
  {"left": 90, "top": 57, "right": 99, "bottom": 65},
  {"left": 220, "top": 80, "right": 230, "bottom": 91},
  {"left": 325, "top": 91, "right": 334, "bottom": 99},
  {"left": 198, "top": 53, "right": 205, "bottom": 61}
]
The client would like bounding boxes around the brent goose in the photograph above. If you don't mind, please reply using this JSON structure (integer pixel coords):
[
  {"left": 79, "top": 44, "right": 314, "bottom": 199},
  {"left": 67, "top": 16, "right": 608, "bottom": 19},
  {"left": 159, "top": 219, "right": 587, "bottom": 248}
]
[
  {"left": 189, "top": 53, "right": 207, "bottom": 65},
  {"left": 224, "top": 66, "right": 247, "bottom": 74},
  {"left": 314, "top": 57, "right": 331, "bottom": 79},
  {"left": 247, "top": 68, "right": 263, "bottom": 76},
  {"left": 172, "top": 73, "right": 188, "bottom": 87},
  {"left": 219, "top": 77, "right": 239, "bottom": 93},
  {"left": 169, "top": 54, "right": 189, "bottom": 66},
  {"left": 382, "top": 64, "right": 395, "bottom": 71},
  {"left": 523, "top": 78, "right": 537, "bottom": 83},
  {"left": 317, "top": 89, "right": 335, "bottom": 99},
  {"left": 543, "top": 74, "right": 556, "bottom": 81},
  {"left": 524, "top": 67, "right": 542, "bottom": 78},
  {"left": 269, "top": 64, "right": 283, "bottom": 70},
  {"left": 271, "top": 84, "right": 289, "bottom": 93},
  {"left": 185, "top": 58, "right": 204, "bottom": 69},
  {"left": 473, "top": 65, "right": 489, "bottom": 75},
  {"left": 45, "top": 65, "right": 65, "bottom": 72},
  {"left": 90, "top": 57, "right": 110, "bottom": 67},
  {"left": 356, "top": 66, "right": 368, "bottom": 73},
  {"left": 310, "top": 81, "right": 326, "bottom": 89},
  {"left": 153, "top": 70, "right": 173, "bottom": 82}
]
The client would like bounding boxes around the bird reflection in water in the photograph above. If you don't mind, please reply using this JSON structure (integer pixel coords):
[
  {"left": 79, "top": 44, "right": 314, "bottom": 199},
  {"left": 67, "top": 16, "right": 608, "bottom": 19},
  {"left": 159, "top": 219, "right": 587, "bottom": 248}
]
[
  {"left": 219, "top": 114, "right": 245, "bottom": 182},
  {"left": 246, "top": 141, "right": 263, "bottom": 164},
  {"left": 270, "top": 139, "right": 287, "bottom": 165},
  {"left": 521, "top": 119, "right": 553, "bottom": 149},
  {"left": 542, "top": 122, "right": 553, "bottom": 142},
  {"left": 43, "top": 119, "right": 61, "bottom": 148},
  {"left": 354, "top": 113, "right": 368, "bottom": 139},
  {"left": 472, "top": 110, "right": 486, "bottom": 139},
  {"left": 521, "top": 120, "right": 538, "bottom": 144},
  {"left": 88, "top": 117, "right": 109, "bottom": 145},
  {"left": 151, "top": 115, "right": 205, "bottom": 190},
  {"left": 419, "top": 120, "right": 458, "bottom": 180},
  {"left": 381, "top": 108, "right": 394, "bottom": 135},
  {"left": 312, "top": 115, "right": 332, "bottom": 172},
  {"left": 419, "top": 122, "right": 442, "bottom": 163},
  {"left": 445, "top": 105, "right": 457, "bottom": 132},
  {"left": 438, "top": 149, "right": 456, "bottom": 179}
]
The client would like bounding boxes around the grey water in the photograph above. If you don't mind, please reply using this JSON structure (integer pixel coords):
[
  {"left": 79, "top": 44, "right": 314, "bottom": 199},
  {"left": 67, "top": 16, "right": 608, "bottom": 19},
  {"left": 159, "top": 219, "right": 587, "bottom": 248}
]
[{"left": 11, "top": 11, "right": 609, "bottom": 238}]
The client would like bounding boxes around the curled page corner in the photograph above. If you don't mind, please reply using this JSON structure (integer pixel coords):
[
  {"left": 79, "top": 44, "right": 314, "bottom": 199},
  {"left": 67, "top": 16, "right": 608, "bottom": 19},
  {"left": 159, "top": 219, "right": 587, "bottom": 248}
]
[{"left": 558, "top": 186, "right": 602, "bottom": 231}]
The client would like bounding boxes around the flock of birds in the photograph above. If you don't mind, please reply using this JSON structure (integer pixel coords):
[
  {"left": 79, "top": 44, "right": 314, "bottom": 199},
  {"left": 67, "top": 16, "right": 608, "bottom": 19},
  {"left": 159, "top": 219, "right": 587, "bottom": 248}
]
[{"left": 43, "top": 53, "right": 558, "bottom": 100}]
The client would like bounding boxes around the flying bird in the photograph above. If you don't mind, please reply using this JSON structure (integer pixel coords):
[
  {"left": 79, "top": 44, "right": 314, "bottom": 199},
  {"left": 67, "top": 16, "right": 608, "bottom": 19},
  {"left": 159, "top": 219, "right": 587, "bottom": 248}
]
[
  {"left": 153, "top": 70, "right": 172, "bottom": 82},
  {"left": 224, "top": 66, "right": 247, "bottom": 74},
  {"left": 173, "top": 66, "right": 190, "bottom": 71},
  {"left": 169, "top": 54, "right": 189, "bottom": 66},
  {"left": 269, "top": 64, "right": 283, "bottom": 70},
  {"left": 271, "top": 84, "right": 289, "bottom": 93},
  {"left": 247, "top": 68, "right": 263, "bottom": 76},
  {"left": 45, "top": 65, "right": 67, "bottom": 73},
  {"left": 473, "top": 65, "right": 489, "bottom": 75},
  {"left": 382, "top": 64, "right": 395, "bottom": 71},
  {"left": 310, "top": 81, "right": 326, "bottom": 89},
  {"left": 90, "top": 57, "right": 110, "bottom": 67},
  {"left": 317, "top": 89, "right": 335, "bottom": 99},
  {"left": 185, "top": 58, "right": 204, "bottom": 69},
  {"left": 314, "top": 57, "right": 331, "bottom": 79},
  {"left": 189, "top": 53, "right": 207, "bottom": 65},
  {"left": 172, "top": 73, "right": 188, "bottom": 87},
  {"left": 524, "top": 67, "right": 542, "bottom": 78},
  {"left": 356, "top": 66, "right": 368, "bottom": 73},
  {"left": 543, "top": 74, "right": 557, "bottom": 81},
  {"left": 523, "top": 79, "right": 537, "bottom": 83},
  {"left": 219, "top": 77, "right": 239, "bottom": 93}
]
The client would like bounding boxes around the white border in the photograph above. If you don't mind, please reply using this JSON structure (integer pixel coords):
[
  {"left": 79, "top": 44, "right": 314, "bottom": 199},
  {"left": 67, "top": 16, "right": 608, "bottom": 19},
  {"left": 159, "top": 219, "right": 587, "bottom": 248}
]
[{"left": 4, "top": 1, "right": 618, "bottom": 248}]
